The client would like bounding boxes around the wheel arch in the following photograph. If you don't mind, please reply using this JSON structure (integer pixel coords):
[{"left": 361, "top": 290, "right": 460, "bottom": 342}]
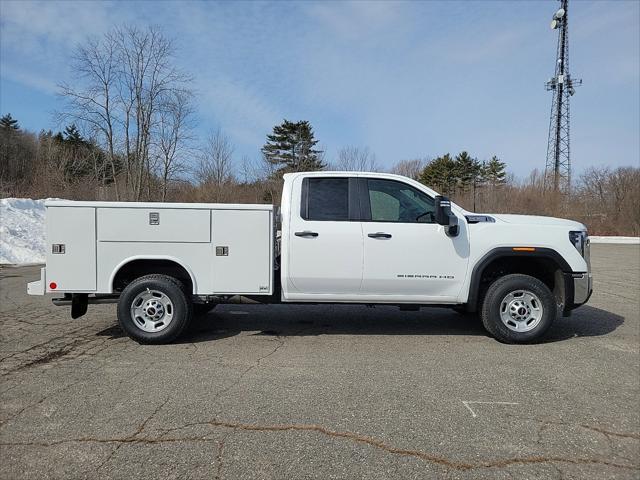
[
  {"left": 109, "top": 256, "right": 198, "bottom": 294},
  {"left": 466, "top": 247, "right": 572, "bottom": 312}
]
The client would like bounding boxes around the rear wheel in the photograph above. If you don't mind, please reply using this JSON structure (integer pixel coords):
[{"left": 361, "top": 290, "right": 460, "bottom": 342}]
[
  {"left": 480, "top": 274, "right": 556, "bottom": 344},
  {"left": 117, "top": 274, "right": 193, "bottom": 344}
]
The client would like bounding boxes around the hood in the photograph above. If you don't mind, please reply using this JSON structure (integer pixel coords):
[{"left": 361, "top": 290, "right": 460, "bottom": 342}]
[{"left": 491, "top": 214, "right": 585, "bottom": 230}]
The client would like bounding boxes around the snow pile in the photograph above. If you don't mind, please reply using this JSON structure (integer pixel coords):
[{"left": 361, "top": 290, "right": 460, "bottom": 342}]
[
  {"left": 0, "top": 198, "right": 47, "bottom": 264},
  {"left": 590, "top": 236, "right": 640, "bottom": 245}
]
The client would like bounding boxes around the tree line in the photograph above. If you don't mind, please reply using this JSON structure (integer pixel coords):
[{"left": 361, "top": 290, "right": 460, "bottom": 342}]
[{"left": 1, "top": 25, "right": 638, "bottom": 235}]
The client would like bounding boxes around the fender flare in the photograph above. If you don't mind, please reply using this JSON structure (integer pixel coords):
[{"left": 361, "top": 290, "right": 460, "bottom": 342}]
[
  {"left": 466, "top": 247, "right": 572, "bottom": 312},
  {"left": 108, "top": 255, "right": 198, "bottom": 294}
]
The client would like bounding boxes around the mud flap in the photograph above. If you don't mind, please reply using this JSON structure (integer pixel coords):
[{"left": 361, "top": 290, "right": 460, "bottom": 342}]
[{"left": 71, "top": 294, "right": 89, "bottom": 319}]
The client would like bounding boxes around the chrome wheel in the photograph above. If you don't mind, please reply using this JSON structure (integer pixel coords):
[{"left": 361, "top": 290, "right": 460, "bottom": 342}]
[
  {"left": 499, "top": 290, "right": 544, "bottom": 333},
  {"left": 130, "top": 289, "right": 174, "bottom": 333}
]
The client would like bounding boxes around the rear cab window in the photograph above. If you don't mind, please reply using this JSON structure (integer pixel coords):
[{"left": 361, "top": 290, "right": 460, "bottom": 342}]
[{"left": 301, "top": 177, "right": 356, "bottom": 221}]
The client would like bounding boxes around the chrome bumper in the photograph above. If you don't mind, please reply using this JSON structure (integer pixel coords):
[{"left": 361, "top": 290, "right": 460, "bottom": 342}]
[
  {"left": 572, "top": 272, "right": 592, "bottom": 305},
  {"left": 571, "top": 234, "right": 593, "bottom": 307}
]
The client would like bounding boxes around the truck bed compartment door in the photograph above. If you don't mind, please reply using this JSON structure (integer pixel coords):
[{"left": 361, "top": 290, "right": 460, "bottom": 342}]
[
  {"left": 97, "top": 208, "right": 210, "bottom": 243},
  {"left": 211, "top": 209, "right": 273, "bottom": 294},
  {"left": 46, "top": 207, "right": 96, "bottom": 291}
]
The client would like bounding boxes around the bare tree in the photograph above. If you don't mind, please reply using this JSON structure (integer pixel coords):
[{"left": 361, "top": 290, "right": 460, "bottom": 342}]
[
  {"left": 333, "top": 146, "right": 379, "bottom": 171},
  {"left": 390, "top": 158, "right": 427, "bottom": 180},
  {"left": 59, "top": 34, "right": 121, "bottom": 198},
  {"left": 0, "top": 123, "right": 36, "bottom": 193},
  {"left": 259, "top": 153, "right": 283, "bottom": 204},
  {"left": 59, "top": 25, "right": 192, "bottom": 201},
  {"left": 197, "top": 128, "right": 235, "bottom": 201},
  {"left": 580, "top": 166, "right": 609, "bottom": 204},
  {"left": 239, "top": 155, "right": 259, "bottom": 184},
  {"left": 237, "top": 155, "right": 272, "bottom": 203},
  {"left": 578, "top": 166, "right": 640, "bottom": 234},
  {"left": 155, "top": 90, "right": 194, "bottom": 200}
]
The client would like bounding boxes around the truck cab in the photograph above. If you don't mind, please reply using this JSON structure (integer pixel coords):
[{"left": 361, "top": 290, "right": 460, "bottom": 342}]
[
  {"left": 28, "top": 171, "right": 592, "bottom": 344},
  {"left": 281, "top": 172, "right": 470, "bottom": 303}
]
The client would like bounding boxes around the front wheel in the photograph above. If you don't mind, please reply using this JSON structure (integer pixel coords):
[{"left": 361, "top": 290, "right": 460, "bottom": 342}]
[
  {"left": 117, "top": 274, "right": 193, "bottom": 344},
  {"left": 480, "top": 274, "right": 557, "bottom": 344}
]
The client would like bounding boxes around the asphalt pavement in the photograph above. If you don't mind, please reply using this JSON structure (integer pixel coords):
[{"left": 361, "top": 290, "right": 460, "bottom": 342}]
[{"left": 0, "top": 244, "right": 638, "bottom": 479}]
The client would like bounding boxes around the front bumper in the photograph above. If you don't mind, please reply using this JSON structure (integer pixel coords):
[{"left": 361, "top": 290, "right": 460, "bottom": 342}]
[
  {"left": 563, "top": 271, "right": 592, "bottom": 313},
  {"left": 564, "top": 233, "right": 592, "bottom": 312},
  {"left": 572, "top": 272, "right": 592, "bottom": 305}
]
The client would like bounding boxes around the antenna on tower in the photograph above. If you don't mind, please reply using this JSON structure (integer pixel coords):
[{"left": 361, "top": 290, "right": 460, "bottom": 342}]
[{"left": 544, "top": 0, "right": 582, "bottom": 192}]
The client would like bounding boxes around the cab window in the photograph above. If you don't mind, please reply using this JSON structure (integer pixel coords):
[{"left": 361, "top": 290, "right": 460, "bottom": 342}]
[
  {"left": 302, "top": 178, "right": 350, "bottom": 221},
  {"left": 366, "top": 179, "right": 435, "bottom": 223}
]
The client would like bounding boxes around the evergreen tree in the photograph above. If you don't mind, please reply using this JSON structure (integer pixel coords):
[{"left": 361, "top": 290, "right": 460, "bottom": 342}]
[
  {"left": 418, "top": 154, "right": 457, "bottom": 196},
  {"left": 484, "top": 155, "right": 507, "bottom": 186},
  {"left": 63, "top": 124, "right": 84, "bottom": 145},
  {"left": 454, "top": 151, "right": 483, "bottom": 192},
  {"left": 0, "top": 113, "right": 19, "bottom": 130},
  {"left": 261, "top": 120, "right": 325, "bottom": 175}
]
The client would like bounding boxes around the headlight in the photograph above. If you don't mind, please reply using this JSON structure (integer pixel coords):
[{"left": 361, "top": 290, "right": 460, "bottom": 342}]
[{"left": 569, "top": 230, "right": 588, "bottom": 257}]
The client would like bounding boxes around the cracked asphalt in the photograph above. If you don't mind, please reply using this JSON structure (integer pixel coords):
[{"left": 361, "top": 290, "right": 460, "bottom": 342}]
[{"left": 0, "top": 244, "right": 639, "bottom": 479}]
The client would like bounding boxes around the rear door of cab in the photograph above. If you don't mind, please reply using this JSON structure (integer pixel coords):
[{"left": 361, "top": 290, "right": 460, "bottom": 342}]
[{"left": 286, "top": 176, "right": 363, "bottom": 295}]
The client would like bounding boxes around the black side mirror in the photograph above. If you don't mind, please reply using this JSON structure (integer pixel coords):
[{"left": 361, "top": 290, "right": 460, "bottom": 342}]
[{"left": 434, "top": 195, "right": 459, "bottom": 237}]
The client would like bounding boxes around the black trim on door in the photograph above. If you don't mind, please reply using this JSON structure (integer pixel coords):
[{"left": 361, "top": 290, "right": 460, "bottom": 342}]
[
  {"left": 357, "top": 178, "right": 372, "bottom": 221},
  {"left": 348, "top": 177, "right": 360, "bottom": 221},
  {"left": 300, "top": 177, "right": 309, "bottom": 219}
]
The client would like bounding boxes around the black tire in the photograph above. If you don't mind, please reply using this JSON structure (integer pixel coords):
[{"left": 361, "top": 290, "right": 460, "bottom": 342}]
[
  {"left": 193, "top": 302, "right": 218, "bottom": 317},
  {"left": 117, "top": 274, "right": 193, "bottom": 344},
  {"left": 480, "top": 274, "right": 557, "bottom": 344}
]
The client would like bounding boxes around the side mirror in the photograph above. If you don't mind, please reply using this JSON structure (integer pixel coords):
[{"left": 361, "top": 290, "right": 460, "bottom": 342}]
[{"left": 434, "top": 195, "right": 459, "bottom": 237}]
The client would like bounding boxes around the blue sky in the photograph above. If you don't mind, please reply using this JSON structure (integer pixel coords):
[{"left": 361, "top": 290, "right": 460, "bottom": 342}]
[{"left": 1, "top": 0, "right": 638, "bottom": 178}]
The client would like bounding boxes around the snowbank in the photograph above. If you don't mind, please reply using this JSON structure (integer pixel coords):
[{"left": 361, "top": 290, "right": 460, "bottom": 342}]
[
  {"left": 0, "top": 198, "right": 47, "bottom": 264},
  {"left": 590, "top": 236, "right": 640, "bottom": 245}
]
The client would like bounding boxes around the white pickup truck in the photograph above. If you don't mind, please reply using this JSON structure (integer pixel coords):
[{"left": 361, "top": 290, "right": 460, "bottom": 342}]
[{"left": 27, "top": 171, "right": 592, "bottom": 344}]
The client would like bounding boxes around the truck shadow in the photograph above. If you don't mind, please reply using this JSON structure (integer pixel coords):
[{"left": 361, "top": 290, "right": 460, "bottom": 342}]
[
  {"left": 543, "top": 305, "right": 625, "bottom": 343},
  {"left": 172, "top": 304, "right": 623, "bottom": 345}
]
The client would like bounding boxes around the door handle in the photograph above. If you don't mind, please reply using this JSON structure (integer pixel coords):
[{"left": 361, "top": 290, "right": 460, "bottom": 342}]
[
  {"left": 295, "top": 231, "right": 319, "bottom": 238},
  {"left": 368, "top": 232, "right": 392, "bottom": 239}
]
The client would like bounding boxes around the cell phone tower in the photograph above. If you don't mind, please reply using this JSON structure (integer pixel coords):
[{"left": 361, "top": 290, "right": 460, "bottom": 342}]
[{"left": 544, "top": 0, "right": 581, "bottom": 192}]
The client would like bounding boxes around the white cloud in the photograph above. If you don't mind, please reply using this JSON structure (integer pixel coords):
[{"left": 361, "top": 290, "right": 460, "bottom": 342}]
[
  {"left": 0, "top": 0, "right": 112, "bottom": 44},
  {"left": 0, "top": 64, "right": 58, "bottom": 94},
  {"left": 307, "top": 1, "right": 406, "bottom": 42},
  {"left": 197, "top": 76, "right": 283, "bottom": 148},
  {"left": 0, "top": 1, "right": 124, "bottom": 97}
]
